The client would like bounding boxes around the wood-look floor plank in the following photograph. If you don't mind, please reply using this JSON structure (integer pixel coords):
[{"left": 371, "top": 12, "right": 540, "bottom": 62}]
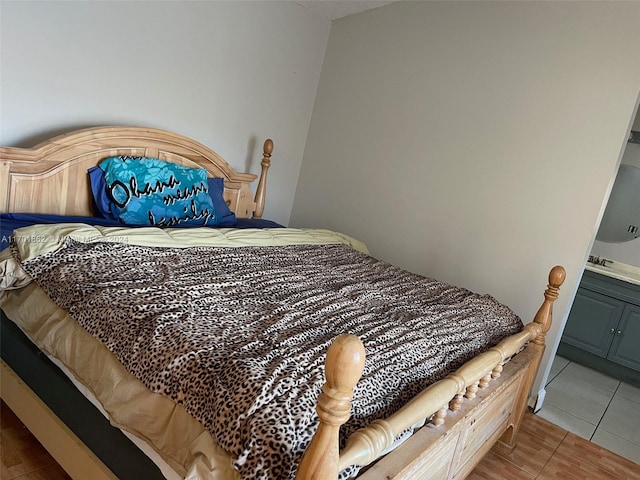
[
  {"left": 469, "top": 413, "right": 567, "bottom": 479},
  {"left": 536, "top": 432, "right": 640, "bottom": 480},
  {"left": 11, "top": 463, "right": 72, "bottom": 480},
  {"left": 0, "top": 400, "right": 71, "bottom": 480},
  {"left": 519, "top": 410, "right": 567, "bottom": 445},
  {"left": 493, "top": 413, "right": 568, "bottom": 476},
  {"left": 1, "top": 400, "right": 25, "bottom": 431},
  {"left": 466, "top": 450, "right": 536, "bottom": 479},
  {"left": 471, "top": 412, "right": 640, "bottom": 480}
]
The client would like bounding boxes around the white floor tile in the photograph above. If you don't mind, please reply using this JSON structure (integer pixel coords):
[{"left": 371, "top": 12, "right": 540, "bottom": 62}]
[
  {"left": 559, "top": 362, "right": 620, "bottom": 393},
  {"left": 536, "top": 404, "right": 596, "bottom": 440},
  {"left": 598, "top": 395, "right": 640, "bottom": 446},
  {"left": 616, "top": 382, "right": 640, "bottom": 404},
  {"left": 541, "top": 358, "right": 640, "bottom": 461},
  {"left": 544, "top": 369, "right": 616, "bottom": 425},
  {"left": 547, "top": 355, "right": 570, "bottom": 385},
  {"left": 591, "top": 428, "right": 640, "bottom": 465}
]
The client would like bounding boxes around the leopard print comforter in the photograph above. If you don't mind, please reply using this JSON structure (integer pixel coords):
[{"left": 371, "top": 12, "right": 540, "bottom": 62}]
[{"left": 15, "top": 238, "right": 523, "bottom": 479}]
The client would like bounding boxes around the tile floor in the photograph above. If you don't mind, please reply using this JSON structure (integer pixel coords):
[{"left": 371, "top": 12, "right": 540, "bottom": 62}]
[{"left": 537, "top": 355, "right": 640, "bottom": 465}]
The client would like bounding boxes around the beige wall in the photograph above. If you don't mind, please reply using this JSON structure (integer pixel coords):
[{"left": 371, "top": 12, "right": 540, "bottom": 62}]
[
  {"left": 0, "top": 1, "right": 330, "bottom": 225},
  {"left": 291, "top": 1, "right": 640, "bottom": 400}
]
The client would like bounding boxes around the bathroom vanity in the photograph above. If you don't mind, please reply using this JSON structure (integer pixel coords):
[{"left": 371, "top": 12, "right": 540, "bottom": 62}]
[{"left": 558, "top": 260, "right": 640, "bottom": 386}]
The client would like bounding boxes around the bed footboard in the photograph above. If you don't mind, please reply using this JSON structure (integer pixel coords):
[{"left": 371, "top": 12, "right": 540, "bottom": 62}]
[{"left": 297, "top": 266, "right": 566, "bottom": 480}]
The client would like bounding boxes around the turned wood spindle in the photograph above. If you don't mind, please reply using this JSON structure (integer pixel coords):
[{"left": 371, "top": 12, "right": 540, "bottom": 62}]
[
  {"left": 465, "top": 381, "right": 479, "bottom": 399},
  {"left": 430, "top": 405, "right": 449, "bottom": 427},
  {"left": 449, "top": 392, "right": 464, "bottom": 412}
]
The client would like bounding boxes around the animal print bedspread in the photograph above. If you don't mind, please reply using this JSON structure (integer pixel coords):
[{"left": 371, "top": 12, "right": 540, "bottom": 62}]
[{"left": 14, "top": 238, "right": 523, "bottom": 479}]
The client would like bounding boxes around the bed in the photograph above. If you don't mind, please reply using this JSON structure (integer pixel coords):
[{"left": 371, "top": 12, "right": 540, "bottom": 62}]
[{"left": 0, "top": 126, "right": 566, "bottom": 480}]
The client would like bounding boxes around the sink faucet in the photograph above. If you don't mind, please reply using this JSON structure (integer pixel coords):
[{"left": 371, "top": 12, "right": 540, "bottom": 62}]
[{"left": 588, "top": 255, "right": 610, "bottom": 266}]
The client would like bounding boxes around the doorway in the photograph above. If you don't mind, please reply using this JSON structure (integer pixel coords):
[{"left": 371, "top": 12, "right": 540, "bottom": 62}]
[{"left": 537, "top": 109, "right": 640, "bottom": 463}]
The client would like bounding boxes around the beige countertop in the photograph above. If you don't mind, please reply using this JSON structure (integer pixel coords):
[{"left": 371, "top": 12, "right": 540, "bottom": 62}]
[{"left": 585, "top": 260, "right": 640, "bottom": 287}]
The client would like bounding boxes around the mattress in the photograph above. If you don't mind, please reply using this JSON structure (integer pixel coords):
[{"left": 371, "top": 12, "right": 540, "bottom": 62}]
[
  {"left": 1, "top": 280, "right": 236, "bottom": 479},
  {"left": 0, "top": 312, "right": 166, "bottom": 480},
  {"left": 1, "top": 224, "right": 523, "bottom": 479}
]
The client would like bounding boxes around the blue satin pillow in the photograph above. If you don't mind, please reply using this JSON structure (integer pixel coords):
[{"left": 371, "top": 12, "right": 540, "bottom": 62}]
[
  {"left": 88, "top": 164, "right": 237, "bottom": 226},
  {"left": 88, "top": 156, "right": 226, "bottom": 227}
]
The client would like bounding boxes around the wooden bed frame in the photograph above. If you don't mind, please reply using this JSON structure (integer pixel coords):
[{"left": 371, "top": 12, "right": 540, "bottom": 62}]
[{"left": 0, "top": 126, "right": 565, "bottom": 480}]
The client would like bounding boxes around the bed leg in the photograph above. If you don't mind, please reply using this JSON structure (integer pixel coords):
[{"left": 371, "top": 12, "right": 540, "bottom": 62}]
[
  {"left": 496, "top": 343, "right": 543, "bottom": 452},
  {"left": 296, "top": 334, "right": 366, "bottom": 480}
]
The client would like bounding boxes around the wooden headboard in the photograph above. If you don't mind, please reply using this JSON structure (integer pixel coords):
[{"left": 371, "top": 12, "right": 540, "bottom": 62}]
[{"left": 0, "top": 126, "right": 273, "bottom": 219}]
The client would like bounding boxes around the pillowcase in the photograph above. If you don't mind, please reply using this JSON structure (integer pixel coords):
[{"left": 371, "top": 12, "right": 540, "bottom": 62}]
[
  {"left": 88, "top": 166, "right": 115, "bottom": 220},
  {"left": 92, "top": 156, "right": 223, "bottom": 227},
  {"left": 89, "top": 167, "right": 237, "bottom": 226},
  {"left": 206, "top": 177, "right": 236, "bottom": 226}
]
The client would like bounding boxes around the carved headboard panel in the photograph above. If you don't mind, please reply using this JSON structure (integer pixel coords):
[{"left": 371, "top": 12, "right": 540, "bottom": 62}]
[{"left": 0, "top": 126, "right": 272, "bottom": 219}]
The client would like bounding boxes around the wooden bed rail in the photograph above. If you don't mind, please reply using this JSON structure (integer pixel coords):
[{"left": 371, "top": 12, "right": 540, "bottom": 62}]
[{"left": 297, "top": 266, "right": 566, "bottom": 480}]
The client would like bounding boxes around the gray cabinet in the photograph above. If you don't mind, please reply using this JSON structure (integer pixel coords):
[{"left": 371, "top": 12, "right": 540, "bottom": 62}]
[
  {"left": 562, "top": 289, "right": 625, "bottom": 358},
  {"left": 609, "top": 304, "right": 640, "bottom": 371},
  {"left": 559, "top": 270, "right": 640, "bottom": 384}
]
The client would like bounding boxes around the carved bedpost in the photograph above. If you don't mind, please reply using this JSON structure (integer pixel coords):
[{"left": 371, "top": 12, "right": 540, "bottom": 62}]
[
  {"left": 532, "top": 266, "right": 566, "bottom": 345},
  {"left": 253, "top": 139, "right": 273, "bottom": 219},
  {"left": 296, "top": 335, "right": 366, "bottom": 480},
  {"left": 497, "top": 265, "right": 566, "bottom": 452}
]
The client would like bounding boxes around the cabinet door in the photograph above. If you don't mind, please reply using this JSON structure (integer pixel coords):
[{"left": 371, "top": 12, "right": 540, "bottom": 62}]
[
  {"left": 608, "top": 304, "right": 640, "bottom": 371},
  {"left": 561, "top": 288, "right": 625, "bottom": 357}
]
